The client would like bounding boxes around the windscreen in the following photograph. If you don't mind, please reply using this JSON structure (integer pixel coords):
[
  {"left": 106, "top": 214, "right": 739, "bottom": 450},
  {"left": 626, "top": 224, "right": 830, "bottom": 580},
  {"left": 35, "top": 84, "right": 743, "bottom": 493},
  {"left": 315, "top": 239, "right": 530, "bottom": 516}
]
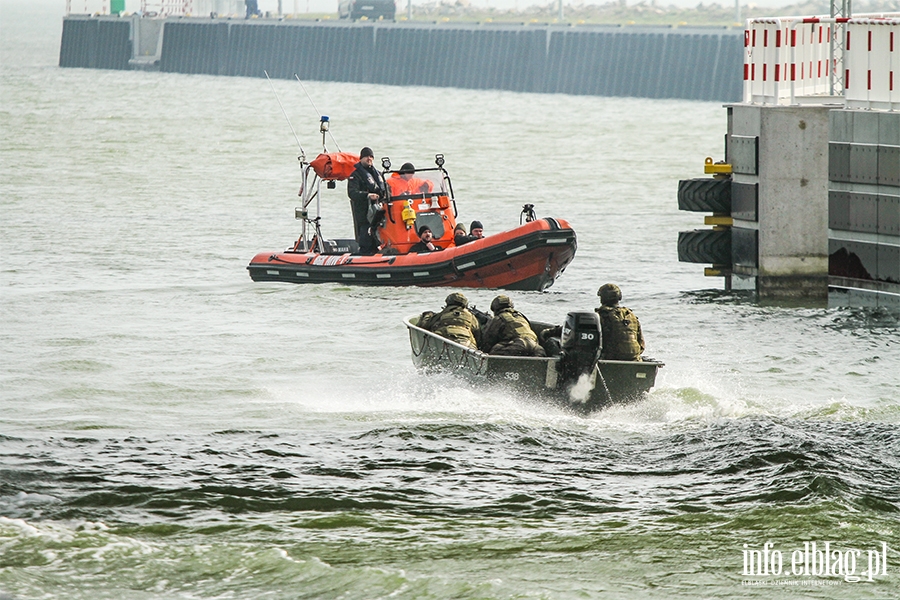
[{"left": 386, "top": 169, "right": 449, "bottom": 203}]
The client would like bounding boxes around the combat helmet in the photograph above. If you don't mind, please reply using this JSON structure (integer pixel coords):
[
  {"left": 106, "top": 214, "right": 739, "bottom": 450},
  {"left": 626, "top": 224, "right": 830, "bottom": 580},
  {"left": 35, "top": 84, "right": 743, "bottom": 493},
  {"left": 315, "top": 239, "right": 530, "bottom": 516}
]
[
  {"left": 445, "top": 292, "right": 468, "bottom": 308},
  {"left": 598, "top": 283, "right": 622, "bottom": 306},
  {"left": 490, "top": 295, "right": 513, "bottom": 313}
]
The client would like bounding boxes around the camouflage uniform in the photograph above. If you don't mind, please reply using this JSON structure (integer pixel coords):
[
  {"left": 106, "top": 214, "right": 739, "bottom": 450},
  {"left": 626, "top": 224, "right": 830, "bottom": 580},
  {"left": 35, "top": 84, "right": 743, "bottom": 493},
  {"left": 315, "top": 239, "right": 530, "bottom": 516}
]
[
  {"left": 481, "top": 296, "right": 546, "bottom": 357},
  {"left": 595, "top": 283, "right": 644, "bottom": 361},
  {"left": 429, "top": 293, "right": 481, "bottom": 350}
]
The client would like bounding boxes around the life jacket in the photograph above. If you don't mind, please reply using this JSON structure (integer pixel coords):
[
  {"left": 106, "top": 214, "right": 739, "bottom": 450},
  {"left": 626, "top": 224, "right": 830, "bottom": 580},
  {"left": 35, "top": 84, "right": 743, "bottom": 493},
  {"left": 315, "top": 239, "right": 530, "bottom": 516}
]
[
  {"left": 596, "top": 306, "right": 644, "bottom": 361},
  {"left": 387, "top": 173, "right": 434, "bottom": 198},
  {"left": 431, "top": 307, "right": 479, "bottom": 349}
]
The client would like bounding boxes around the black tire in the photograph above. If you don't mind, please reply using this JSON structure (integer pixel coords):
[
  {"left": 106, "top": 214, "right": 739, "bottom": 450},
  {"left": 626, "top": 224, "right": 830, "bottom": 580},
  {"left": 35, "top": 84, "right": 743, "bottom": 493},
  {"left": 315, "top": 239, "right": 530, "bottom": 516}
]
[
  {"left": 678, "top": 229, "right": 732, "bottom": 265},
  {"left": 677, "top": 178, "right": 731, "bottom": 213}
]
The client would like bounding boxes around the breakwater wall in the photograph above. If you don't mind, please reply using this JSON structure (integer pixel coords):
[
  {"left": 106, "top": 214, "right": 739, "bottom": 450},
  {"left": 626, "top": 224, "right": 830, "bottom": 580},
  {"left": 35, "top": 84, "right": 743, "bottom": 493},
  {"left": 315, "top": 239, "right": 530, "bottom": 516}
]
[
  {"left": 60, "top": 15, "right": 743, "bottom": 102},
  {"left": 59, "top": 16, "right": 132, "bottom": 70}
]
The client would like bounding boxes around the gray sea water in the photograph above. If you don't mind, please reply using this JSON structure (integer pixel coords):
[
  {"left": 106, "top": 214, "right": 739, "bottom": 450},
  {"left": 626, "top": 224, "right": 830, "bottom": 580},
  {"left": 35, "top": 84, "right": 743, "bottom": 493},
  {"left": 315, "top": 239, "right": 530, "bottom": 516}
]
[{"left": 2, "top": 2, "right": 899, "bottom": 598}]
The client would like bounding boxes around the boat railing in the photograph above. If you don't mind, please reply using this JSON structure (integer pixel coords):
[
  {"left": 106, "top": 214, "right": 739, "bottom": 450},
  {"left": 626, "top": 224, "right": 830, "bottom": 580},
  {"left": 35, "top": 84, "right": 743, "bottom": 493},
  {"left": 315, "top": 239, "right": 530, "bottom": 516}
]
[
  {"left": 68, "top": 1, "right": 203, "bottom": 17},
  {"left": 406, "top": 317, "right": 489, "bottom": 372},
  {"left": 597, "top": 358, "right": 665, "bottom": 366},
  {"left": 406, "top": 316, "right": 555, "bottom": 374}
]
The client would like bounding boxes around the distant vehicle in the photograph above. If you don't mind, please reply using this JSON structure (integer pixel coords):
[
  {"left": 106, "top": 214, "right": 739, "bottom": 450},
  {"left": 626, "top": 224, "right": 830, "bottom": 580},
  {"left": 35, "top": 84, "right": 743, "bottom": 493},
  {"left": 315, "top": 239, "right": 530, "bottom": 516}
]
[{"left": 338, "top": 0, "right": 396, "bottom": 20}]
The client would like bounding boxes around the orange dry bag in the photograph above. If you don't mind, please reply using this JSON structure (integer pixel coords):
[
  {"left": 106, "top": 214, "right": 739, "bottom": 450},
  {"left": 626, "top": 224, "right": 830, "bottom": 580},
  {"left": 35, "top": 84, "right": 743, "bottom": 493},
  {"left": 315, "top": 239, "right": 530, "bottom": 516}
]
[{"left": 310, "top": 152, "right": 359, "bottom": 180}]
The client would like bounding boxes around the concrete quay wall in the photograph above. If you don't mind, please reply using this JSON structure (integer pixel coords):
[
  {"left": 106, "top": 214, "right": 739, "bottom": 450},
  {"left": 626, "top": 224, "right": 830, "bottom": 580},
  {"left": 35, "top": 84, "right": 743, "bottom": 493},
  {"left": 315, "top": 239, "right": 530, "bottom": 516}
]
[
  {"left": 827, "top": 110, "right": 900, "bottom": 308},
  {"left": 59, "top": 15, "right": 743, "bottom": 102}
]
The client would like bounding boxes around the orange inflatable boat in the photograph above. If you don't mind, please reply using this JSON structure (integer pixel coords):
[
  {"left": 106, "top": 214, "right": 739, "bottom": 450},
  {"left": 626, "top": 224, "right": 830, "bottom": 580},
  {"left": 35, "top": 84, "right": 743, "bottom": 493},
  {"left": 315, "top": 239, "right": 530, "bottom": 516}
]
[{"left": 247, "top": 151, "right": 577, "bottom": 291}]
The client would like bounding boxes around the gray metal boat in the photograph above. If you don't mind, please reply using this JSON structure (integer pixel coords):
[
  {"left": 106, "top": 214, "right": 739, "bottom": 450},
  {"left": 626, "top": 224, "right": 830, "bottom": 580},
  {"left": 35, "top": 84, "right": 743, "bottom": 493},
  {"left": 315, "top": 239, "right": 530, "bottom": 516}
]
[{"left": 405, "top": 311, "right": 664, "bottom": 413}]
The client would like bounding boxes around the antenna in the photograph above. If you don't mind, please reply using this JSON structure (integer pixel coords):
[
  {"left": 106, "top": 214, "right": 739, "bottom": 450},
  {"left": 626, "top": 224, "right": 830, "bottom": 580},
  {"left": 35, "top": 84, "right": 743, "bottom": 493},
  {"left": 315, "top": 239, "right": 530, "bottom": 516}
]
[
  {"left": 294, "top": 74, "right": 341, "bottom": 151},
  {"left": 264, "top": 70, "right": 306, "bottom": 161}
]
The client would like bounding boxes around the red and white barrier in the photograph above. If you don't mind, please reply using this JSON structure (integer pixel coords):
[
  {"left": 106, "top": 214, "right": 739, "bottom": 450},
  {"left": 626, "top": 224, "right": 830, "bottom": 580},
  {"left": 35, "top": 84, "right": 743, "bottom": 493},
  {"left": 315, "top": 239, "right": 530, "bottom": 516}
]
[
  {"left": 745, "top": 19, "right": 790, "bottom": 104},
  {"left": 844, "top": 19, "right": 900, "bottom": 110},
  {"left": 745, "top": 16, "right": 845, "bottom": 105},
  {"left": 744, "top": 14, "right": 899, "bottom": 110}
]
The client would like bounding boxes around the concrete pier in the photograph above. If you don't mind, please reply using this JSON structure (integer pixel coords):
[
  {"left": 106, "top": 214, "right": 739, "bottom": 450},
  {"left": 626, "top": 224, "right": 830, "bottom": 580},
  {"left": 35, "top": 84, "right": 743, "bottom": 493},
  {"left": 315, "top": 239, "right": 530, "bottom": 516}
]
[
  {"left": 677, "top": 16, "right": 899, "bottom": 308},
  {"left": 728, "top": 104, "right": 834, "bottom": 302}
]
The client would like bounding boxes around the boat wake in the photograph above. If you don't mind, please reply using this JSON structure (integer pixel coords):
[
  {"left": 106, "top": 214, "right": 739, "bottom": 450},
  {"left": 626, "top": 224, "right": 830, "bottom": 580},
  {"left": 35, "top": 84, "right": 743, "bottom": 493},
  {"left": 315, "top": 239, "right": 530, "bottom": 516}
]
[{"left": 257, "top": 361, "right": 900, "bottom": 438}]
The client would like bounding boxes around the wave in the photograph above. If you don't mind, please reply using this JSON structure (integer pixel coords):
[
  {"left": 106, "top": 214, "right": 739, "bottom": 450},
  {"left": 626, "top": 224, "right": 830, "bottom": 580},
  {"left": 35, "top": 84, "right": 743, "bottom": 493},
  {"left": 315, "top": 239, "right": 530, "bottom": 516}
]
[{"left": 2, "top": 418, "right": 897, "bottom": 527}]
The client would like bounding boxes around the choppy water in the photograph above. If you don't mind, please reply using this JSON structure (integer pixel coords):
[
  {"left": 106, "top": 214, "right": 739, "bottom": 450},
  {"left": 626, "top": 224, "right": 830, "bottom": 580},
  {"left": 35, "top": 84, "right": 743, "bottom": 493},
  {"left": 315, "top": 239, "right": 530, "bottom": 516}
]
[{"left": 2, "top": 2, "right": 899, "bottom": 599}]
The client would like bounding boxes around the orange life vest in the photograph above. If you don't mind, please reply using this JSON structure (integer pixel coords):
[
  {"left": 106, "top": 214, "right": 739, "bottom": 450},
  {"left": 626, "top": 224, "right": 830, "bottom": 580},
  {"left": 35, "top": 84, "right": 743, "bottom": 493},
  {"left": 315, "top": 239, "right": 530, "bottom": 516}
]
[{"left": 387, "top": 173, "right": 434, "bottom": 198}]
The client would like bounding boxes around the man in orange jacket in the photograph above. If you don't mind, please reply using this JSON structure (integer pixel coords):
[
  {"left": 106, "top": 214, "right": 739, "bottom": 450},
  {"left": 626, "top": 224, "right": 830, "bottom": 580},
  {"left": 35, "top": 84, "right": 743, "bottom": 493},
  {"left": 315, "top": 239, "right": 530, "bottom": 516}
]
[{"left": 387, "top": 163, "right": 433, "bottom": 199}]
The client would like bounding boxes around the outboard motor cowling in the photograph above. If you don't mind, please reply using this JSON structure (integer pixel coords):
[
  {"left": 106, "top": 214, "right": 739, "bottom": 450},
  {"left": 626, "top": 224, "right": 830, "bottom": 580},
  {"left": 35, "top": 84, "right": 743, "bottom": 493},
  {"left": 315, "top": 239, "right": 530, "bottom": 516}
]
[{"left": 558, "top": 311, "right": 602, "bottom": 384}]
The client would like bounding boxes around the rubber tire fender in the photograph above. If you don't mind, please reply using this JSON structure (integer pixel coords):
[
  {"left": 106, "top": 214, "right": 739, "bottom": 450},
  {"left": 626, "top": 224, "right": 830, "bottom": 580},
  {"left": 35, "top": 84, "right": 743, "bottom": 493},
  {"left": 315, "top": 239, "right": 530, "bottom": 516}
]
[
  {"left": 677, "top": 178, "right": 731, "bottom": 214},
  {"left": 677, "top": 229, "right": 732, "bottom": 265}
]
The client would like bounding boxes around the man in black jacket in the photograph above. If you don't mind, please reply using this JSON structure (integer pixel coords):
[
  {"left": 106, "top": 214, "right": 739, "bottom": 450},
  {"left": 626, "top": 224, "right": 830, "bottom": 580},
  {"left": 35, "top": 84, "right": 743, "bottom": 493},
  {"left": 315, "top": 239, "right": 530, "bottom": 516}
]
[
  {"left": 455, "top": 220, "right": 485, "bottom": 246},
  {"left": 409, "top": 225, "right": 442, "bottom": 253},
  {"left": 347, "top": 147, "right": 385, "bottom": 254}
]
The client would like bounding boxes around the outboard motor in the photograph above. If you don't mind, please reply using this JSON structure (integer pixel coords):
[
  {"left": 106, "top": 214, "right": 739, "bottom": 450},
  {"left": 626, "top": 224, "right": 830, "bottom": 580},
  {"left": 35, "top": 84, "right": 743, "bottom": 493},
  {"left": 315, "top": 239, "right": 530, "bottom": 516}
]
[{"left": 557, "top": 311, "right": 602, "bottom": 385}]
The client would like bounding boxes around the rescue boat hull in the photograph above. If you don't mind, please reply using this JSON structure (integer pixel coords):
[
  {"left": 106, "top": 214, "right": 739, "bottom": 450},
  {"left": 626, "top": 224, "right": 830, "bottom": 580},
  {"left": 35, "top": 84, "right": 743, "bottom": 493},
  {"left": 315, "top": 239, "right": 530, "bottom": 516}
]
[
  {"left": 405, "top": 316, "right": 663, "bottom": 413},
  {"left": 248, "top": 218, "right": 576, "bottom": 291}
]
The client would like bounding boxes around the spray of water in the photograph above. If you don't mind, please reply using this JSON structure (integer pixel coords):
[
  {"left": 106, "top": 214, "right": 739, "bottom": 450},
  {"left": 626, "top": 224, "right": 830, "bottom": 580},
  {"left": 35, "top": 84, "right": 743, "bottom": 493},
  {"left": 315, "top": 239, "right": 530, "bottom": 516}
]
[{"left": 567, "top": 372, "right": 594, "bottom": 404}]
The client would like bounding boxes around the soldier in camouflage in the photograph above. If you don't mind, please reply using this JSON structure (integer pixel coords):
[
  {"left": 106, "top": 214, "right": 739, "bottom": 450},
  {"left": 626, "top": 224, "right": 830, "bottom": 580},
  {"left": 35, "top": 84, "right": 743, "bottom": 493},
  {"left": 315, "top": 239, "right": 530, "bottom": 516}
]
[
  {"left": 480, "top": 295, "right": 546, "bottom": 357},
  {"left": 595, "top": 283, "right": 645, "bottom": 361},
  {"left": 427, "top": 292, "right": 481, "bottom": 350}
]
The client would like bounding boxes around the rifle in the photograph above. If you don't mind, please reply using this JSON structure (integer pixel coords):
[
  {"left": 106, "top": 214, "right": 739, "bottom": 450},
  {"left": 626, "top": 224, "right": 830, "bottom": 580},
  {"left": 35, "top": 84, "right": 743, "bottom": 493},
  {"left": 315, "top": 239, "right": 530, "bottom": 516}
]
[{"left": 469, "top": 305, "right": 491, "bottom": 327}]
